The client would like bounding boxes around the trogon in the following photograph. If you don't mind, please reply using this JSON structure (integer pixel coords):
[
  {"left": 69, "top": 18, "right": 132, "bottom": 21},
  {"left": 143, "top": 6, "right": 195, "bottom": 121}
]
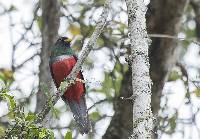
[{"left": 49, "top": 37, "right": 90, "bottom": 134}]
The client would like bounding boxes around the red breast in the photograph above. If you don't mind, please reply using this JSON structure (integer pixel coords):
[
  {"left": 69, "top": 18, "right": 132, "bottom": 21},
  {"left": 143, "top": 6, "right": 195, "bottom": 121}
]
[{"left": 51, "top": 57, "right": 85, "bottom": 102}]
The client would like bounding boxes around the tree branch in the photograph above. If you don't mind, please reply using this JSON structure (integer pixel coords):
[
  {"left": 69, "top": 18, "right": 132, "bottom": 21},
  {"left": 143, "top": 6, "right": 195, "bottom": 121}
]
[
  {"left": 35, "top": 0, "right": 60, "bottom": 113},
  {"left": 149, "top": 34, "right": 200, "bottom": 46},
  {"left": 87, "top": 99, "right": 108, "bottom": 111},
  {"left": 35, "top": 0, "right": 111, "bottom": 124},
  {"left": 15, "top": 52, "right": 39, "bottom": 69}
]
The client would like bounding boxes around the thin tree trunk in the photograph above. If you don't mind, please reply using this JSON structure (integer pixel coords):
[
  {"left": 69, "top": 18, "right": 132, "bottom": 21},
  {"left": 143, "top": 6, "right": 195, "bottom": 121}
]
[
  {"left": 147, "top": 0, "right": 188, "bottom": 115},
  {"left": 126, "top": 0, "right": 153, "bottom": 138},
  {"left": 36, "top": 0, "right": 60, "bottom": 113},
  {"left": 102, "top": 70, "right": 132, "bottom": 139},
  {"left": 147, "top": 0, "right": 188, "bottom": 138}
]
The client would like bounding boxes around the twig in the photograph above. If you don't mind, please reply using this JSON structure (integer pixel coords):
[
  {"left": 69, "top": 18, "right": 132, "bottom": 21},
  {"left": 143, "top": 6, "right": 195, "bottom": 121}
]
[
  {"left": 149, "top": 34, "right": 200, "bottom": 46},
  {"left": 15, "top": 53, "right": 39, "bottom": 69},
  {"left": 35, "top": 0, "right": 111, "bottom": 124},
  {"left": 61, "top": 0, "right": 111, "bottom": 86},
  {"left": 87, "top": 99, "right": 108, "bottom": 111},
  {"left": 4, "top": 123, "right": 17, "bottom": 139},
  {"left": 36, "top": 93, "right": 60, "bottom": 123}
]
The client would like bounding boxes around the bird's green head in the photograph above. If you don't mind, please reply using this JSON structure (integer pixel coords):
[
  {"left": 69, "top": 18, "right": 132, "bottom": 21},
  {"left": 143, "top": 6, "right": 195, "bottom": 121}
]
[
  {"left": 50, "top": 37, "right": 74, "bottom": 58},
  {"left": 55, "top": 37, "right": 72, "bottom": 47}
]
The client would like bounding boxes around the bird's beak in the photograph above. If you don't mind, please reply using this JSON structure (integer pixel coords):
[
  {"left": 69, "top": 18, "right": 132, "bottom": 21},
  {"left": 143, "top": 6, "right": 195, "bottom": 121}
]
[{"left": 64, "top": 38, "right": 72, "bottom": 43}]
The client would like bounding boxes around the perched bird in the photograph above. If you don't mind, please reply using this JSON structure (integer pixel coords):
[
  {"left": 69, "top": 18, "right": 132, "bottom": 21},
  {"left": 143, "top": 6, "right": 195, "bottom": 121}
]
[{"left": 49, "top": 37, "right": 90, "bottom": 134}]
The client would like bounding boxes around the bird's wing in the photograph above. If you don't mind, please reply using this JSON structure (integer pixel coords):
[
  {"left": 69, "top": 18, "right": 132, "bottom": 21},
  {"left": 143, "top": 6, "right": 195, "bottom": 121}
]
[
  {"left": 73, "top": 55, "right": 86, "bottom": 93},
  {"left": 49, "top": 61, "right": 59, "bottom": 87}
]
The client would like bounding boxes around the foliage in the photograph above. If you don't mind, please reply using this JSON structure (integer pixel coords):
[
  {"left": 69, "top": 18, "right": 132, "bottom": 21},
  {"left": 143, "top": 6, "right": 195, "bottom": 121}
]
[
  {"left": 168, "top": 70, "right": 182, "bottom": 81},
  {"left": 158, "top": 113, "right": 178, "bottom": 135},
  {"left": 0, "top": 69, "right": 14, "bottom": 86},
  {"left": 89, "top": 111, "right": 101, "bottom": 121},
  {"left": 64, "top": 131, "right": 72, "bottom": 139},
  {"left": 0, "top": 87, "right": 55, "bottom": 139}
]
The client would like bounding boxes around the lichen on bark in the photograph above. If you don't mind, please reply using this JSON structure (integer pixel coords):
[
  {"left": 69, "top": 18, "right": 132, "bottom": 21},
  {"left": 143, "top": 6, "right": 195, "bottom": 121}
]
[{"left": 125, "top": 0, "right": 153, "bottom": 138}]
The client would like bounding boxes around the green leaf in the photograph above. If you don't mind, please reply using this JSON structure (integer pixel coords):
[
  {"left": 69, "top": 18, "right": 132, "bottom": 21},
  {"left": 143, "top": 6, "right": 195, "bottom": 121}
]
[
  {"left": 0, "top": 79, "right": 6, "bottom": 92},
  {"left": 168, "top": 116, "right": 177, "bottom": 133},
  {"left": 101, "top": 72, "right": 113, "bottom": 97},
  {"left": 25, "top": 114, "right": 37, "bottom": 122},
  {"left": 39, "top": 128, "right": 47, "bottom": 138},
  {"left": 119, "top": 22, "right": 127, "bottom": 33},
  {"left": 29, "top": 125, "right": 39, "bottom": 136},
  {"left": 64, "top": 131, "right": 72, "bottom": 139},
  {"left": 0, "top": 126, "right": 5, "bottom": 137},
  {"left": 94, "top": 0, "right": 105, "bottom": 5},
  {"left": 97, "top": 38, "right": 104, "bottom": 46},
  {"left": 61, "top": 0, "right": 68, "bottom": 4},
  {"left": 72, "top": 39, "right": 83, "bottom": 51},
  {"left": 185, "top": 28, "right": 195, "bottom": 38},
  {"left": 51, "top": 108, "right": 61, "bottom": 118},
  {"left": 0, "top": 69, "right": 14, "bottom": 85},
  {"left": 8, "top": 5, "right": 17, "bottom": 11},
  {"left": 0, "top": 93, "right": 16, "bottom": 110},
  {"left": 81, "top": 25, "right": 95, "bottom": 37},
  {"left": 113, "top": 74, "right": 122, "bottom": 94},
  {"left": 185, "top": 91, "right": 190, "bottom": 98},
  {"left": 168, "top": 70, "right": 181, "bottom": 81},
  {"left": 49, "top": 131, "right": 55, "bottom": 139},
  {"left": 6, "top": 111, "right": 14, "bottom": 119},
  {"left": 36, "top": 16, "right": 43, "bottom": 31},
  {"left": 69, "top": 24, "right": 81, "bottom": 36},
  {"left": 90, "top": 112, "right": 101, "bottom": 121},
  {"left": 115, "top": 61, "right": 121, "bottom": 72},
  {"left": 194, "top": 89, "right": 200, "bottom": 97}
]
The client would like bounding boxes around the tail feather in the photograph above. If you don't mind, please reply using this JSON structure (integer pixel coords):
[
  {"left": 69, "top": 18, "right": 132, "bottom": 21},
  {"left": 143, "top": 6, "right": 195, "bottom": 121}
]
[{"left": 63, "top": 94, "right": 91, "bottom": 134}]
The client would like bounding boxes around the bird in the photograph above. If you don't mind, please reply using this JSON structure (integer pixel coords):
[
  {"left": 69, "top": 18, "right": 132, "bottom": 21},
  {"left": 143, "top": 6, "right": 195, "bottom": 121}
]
[{"left": 49, "top": 37, "right": 90, "bottom": 134}]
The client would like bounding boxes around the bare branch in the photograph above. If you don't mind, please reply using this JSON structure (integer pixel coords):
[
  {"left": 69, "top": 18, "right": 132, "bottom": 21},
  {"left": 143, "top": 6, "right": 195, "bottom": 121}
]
[
  {"left": 87, "top": 99, "right": 108, "bottom": 111},
  {"left": 15, "top": 53, "right": 39, "bottom": 69},
  {"left": 149, "top": 34, "right": 200, "bottom": 46},
  {"left": 60, "top": 0, "right": 111, "bottom": 90}
]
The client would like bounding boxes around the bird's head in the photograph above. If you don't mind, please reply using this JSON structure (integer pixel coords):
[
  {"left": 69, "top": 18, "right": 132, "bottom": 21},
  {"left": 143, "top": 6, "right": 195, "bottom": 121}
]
[{"left": 55, "top": 37, "right": 72, "bottom": 47}]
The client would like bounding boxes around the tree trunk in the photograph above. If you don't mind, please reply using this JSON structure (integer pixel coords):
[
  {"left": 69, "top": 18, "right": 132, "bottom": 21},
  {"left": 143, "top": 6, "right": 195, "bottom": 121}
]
[
  {"left": 36, "top": 0, "right": 60, "bottom": 113},
  {"left": 103, "top": 70, "right": 132, "bottom": 139},
  {"left": 147, "top": 0, "right": 188, "bottom": 138},
  {"left": 191, "top": 0, "right": 200, "bottom": 40},
  {"left": 147, "top": 0, "right": 188, "bottom": 115},
  {"left": 126, "top": 0, "right": 153, "bottom": 138}
]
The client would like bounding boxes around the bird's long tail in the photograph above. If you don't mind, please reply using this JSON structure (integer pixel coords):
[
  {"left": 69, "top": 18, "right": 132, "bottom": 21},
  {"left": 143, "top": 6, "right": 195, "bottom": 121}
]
[{"left": 63, "top": 94, "right": 91, "bottom": 134}]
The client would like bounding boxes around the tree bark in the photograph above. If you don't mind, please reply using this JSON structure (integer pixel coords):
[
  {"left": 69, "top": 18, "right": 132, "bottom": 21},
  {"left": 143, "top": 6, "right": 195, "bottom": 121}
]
[
  {"left": 126, "top": 0, "right": 153, "bottom": 138},
  {"left": 36, "top": 0, "right": 60, "bottom": 113}
]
